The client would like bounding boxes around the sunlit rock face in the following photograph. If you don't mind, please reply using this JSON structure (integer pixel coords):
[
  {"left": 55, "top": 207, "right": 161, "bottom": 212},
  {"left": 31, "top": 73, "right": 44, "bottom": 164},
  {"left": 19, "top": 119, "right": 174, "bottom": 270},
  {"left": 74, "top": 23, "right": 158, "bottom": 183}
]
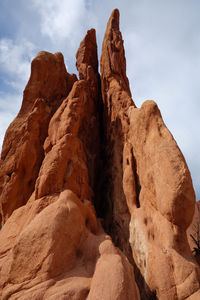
[{"left": 0, "top": 8, "right": 199, "bottom": 300}]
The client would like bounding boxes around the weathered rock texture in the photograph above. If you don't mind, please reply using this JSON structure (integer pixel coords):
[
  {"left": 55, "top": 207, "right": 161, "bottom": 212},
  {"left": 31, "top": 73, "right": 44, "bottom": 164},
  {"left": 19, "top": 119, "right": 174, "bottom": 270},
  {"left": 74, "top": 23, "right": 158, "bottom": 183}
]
[
  {"left": 0, "top": 52, "right": 77, "bottom": 223},
  {"left": 187, "top": 201, "right": 200, "bottom": 265},
  {"left": 0, "top": 8, "right": 199, "bottom": 300}
]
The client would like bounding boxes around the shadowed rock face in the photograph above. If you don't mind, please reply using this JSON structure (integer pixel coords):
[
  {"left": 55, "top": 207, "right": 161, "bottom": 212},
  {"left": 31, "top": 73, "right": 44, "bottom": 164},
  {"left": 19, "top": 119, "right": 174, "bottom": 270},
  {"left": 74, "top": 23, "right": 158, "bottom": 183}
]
[{"left": 0, "top": 8, "right": 199, "bottom": 300}]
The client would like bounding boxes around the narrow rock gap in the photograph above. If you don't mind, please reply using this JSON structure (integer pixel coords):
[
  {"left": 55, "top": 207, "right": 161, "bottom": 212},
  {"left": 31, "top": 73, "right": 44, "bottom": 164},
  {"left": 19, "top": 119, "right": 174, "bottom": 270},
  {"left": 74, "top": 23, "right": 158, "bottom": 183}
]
[
  {"left": 133, "top": 262, "right": 157, "bottom": 300},
  {"left": 93, "top": 79, "right": 108, "bottom": 220},
  {"left": 93, "top": 99, "right": 134, "bottom": 260},
  {"left": 93, "top": 119, "right": 155, "bottom": 299},
  {"left": 131, "top": 148, "right": 141, "bottom": 208},
  {"left": 92, "top": 92, "right": 156, "bottom": 299}
]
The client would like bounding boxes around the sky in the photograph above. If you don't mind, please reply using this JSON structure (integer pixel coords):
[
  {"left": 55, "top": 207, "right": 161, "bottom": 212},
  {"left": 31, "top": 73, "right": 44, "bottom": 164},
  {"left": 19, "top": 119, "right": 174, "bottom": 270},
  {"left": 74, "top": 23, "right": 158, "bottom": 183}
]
[{"left": 0, "top": 0, "right": 200, "bottom": 199}]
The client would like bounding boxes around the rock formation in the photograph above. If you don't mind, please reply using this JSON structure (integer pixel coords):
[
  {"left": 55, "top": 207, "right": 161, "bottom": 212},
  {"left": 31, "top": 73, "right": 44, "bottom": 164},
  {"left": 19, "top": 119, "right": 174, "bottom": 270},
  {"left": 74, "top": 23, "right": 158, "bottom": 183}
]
[
  {"left": 0, "top": 8, "right": 199, "bottom": 300},
  {"left": 0, "top": 51, "right": 77, "bottom": 223}
]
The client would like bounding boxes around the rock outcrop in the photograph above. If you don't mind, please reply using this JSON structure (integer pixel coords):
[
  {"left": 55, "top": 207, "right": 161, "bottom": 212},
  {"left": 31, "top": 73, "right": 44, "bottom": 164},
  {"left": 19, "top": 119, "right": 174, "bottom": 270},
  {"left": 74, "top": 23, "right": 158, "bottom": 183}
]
[{"left": 0, "top": 8, "right": 199, "bottom": 300}]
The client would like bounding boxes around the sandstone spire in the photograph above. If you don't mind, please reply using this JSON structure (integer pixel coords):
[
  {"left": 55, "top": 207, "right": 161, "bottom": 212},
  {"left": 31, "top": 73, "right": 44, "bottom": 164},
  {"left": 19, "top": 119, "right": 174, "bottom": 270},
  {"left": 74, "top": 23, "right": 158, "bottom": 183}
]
[
  {"left": 100, "top": 8, "right": 200, "bottom": 299},
  {"left": 100, "top": 8, "right": 132, "bottom": 99},
  {"left": 99, "top": 8, "right": 136, "bottom": 265}
]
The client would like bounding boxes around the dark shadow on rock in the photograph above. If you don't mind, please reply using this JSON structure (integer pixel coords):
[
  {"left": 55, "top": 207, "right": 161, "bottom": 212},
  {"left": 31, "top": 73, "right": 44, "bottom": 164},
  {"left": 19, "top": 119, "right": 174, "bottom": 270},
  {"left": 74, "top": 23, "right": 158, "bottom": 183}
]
[{"left": 133, "top": 261, "right": 157, "bottom": 300}]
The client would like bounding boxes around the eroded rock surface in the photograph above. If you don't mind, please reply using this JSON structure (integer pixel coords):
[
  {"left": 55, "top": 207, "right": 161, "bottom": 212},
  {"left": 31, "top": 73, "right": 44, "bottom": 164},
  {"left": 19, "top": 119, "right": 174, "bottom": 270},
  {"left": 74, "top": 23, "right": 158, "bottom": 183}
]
[
  {"left": 99, "top": 8, "right": 135, "bottom": 261},
  {"left": 0, "top": 52, "right": 77, "bottom": 223},
  {"left": 128, "top": 101, "right": 200, "bottom": 299},
  {"left": 0, "top": 8, "right": 199, "bottom": 300},
  {"left": 187, "top": 201, "right": 200, "bottom": 265}
]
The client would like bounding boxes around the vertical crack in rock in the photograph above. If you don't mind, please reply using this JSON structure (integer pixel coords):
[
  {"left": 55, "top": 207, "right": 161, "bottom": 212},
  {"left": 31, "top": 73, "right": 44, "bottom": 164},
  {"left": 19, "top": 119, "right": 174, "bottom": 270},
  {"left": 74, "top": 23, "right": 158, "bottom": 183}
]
[
  {"left": 131, "top": 149, "right": 141, "bottom": 209},
  {"left": 99, "top": 7, "right": 136, "bottom": 267},
  {"left": 99, "top": 8, "right": 200, "bottom": 300},
  {"left": 99, "top": 8, "right": 152, "bottom": 298}
]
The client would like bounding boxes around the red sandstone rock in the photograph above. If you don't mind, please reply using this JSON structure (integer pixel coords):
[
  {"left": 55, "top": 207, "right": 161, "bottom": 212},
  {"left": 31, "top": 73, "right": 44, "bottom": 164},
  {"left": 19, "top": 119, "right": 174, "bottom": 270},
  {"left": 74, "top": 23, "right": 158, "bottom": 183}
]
[
  {"left": 36, "top": 29, "right": 101, "bottom": 202},
  {"left": 0, "top": 52, "right": 76, "bottom": 223},
  {"left": 99, "top": 8, "right": 136, "bottom": 262},
  {"left": 0, "top": 8, "right": 199, "bottom": 300},
  {"left": 128, "top": 101, "right": 200, "bottom": 299},
  {"left": 0, "top": 190, "right": 139, "bottom": 299},
  {"left": 76, "top": 28, "right": 98, "bottom": 87},
  {"left": 0, "top": 25, "right": 140, "bottom": 300},
  {"left": 100, "top": 8, "right": 200, "bottom": 300}
]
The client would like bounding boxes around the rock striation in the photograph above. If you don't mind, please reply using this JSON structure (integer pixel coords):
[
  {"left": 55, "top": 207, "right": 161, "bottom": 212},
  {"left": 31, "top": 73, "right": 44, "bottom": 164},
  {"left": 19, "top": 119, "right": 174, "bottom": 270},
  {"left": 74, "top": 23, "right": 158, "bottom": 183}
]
[
  {"left": 187, "top": 201, "right": 200, "bottom": 265},
  {"left": 0, "top": 8, "right": 199, "bottom": 300}
]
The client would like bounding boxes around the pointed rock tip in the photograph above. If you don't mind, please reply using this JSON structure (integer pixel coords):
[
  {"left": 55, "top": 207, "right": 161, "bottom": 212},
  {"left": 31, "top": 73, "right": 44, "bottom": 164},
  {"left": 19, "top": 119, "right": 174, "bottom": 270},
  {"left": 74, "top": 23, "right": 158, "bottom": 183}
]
[
  {"left": 87, "top": 28, "right": 96, "bottom": 36},
  {"left": 76, "top": 28, "right": 98, "bottom": 77},
  {"left": 84, "top": 28, "right": 97, "bottom": 45},
  {"left": 108, "top": 8, "right": 120, "bottom": 30}
]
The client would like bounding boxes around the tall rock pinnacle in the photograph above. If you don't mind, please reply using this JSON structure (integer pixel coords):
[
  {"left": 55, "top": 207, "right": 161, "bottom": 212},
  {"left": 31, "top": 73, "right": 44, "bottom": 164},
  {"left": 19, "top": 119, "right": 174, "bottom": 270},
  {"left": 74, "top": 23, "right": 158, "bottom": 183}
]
[
  {"left": 0, "top": 8, "right": 199, "bottom": 300},
  {"left": 100, "top": 9, "right": 135, "bottom": 124},
  {"left": 101, "top": 9, "right": 132, "bottom": 98},
  {"left": 99, "top": 8, "right": 136, "bottom": 265}
]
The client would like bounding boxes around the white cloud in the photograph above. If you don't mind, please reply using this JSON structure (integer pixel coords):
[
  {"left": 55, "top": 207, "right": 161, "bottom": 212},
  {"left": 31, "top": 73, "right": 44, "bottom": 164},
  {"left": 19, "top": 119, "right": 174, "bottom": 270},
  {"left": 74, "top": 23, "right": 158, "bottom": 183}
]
[
  {"left": 0, "top": 92, "right": 21, "bottom": 150},
  {"left": 0, "top": 38, "right": 36, "bottom": 91},
  {"left": 0, "top": 111, "right": 15, "bottom": 150},
  {"left": 31, "top": 0, "right": 95, "bottom": 46},
  {"left": 0, "top": 91, "right": 21, "bottom": 114}
]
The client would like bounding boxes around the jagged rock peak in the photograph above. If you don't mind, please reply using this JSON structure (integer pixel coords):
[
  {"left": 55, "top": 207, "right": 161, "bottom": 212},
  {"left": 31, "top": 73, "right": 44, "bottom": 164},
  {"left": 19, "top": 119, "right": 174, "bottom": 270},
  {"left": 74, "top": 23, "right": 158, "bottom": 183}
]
[
  {"left": 22, "top": 51, "right": 77, "bottom": 115},
  {"left": 76, "top": 28, "right": 98, "bottom": 78},
  {"left": 107, "top": 8, "right": 120, "bottom": 31},
  {"left": 101, "top": 8, "right": 132, "bottom": 99},
  {"left": 76, "top": 28, "right": 100, "bottom": 101}
]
